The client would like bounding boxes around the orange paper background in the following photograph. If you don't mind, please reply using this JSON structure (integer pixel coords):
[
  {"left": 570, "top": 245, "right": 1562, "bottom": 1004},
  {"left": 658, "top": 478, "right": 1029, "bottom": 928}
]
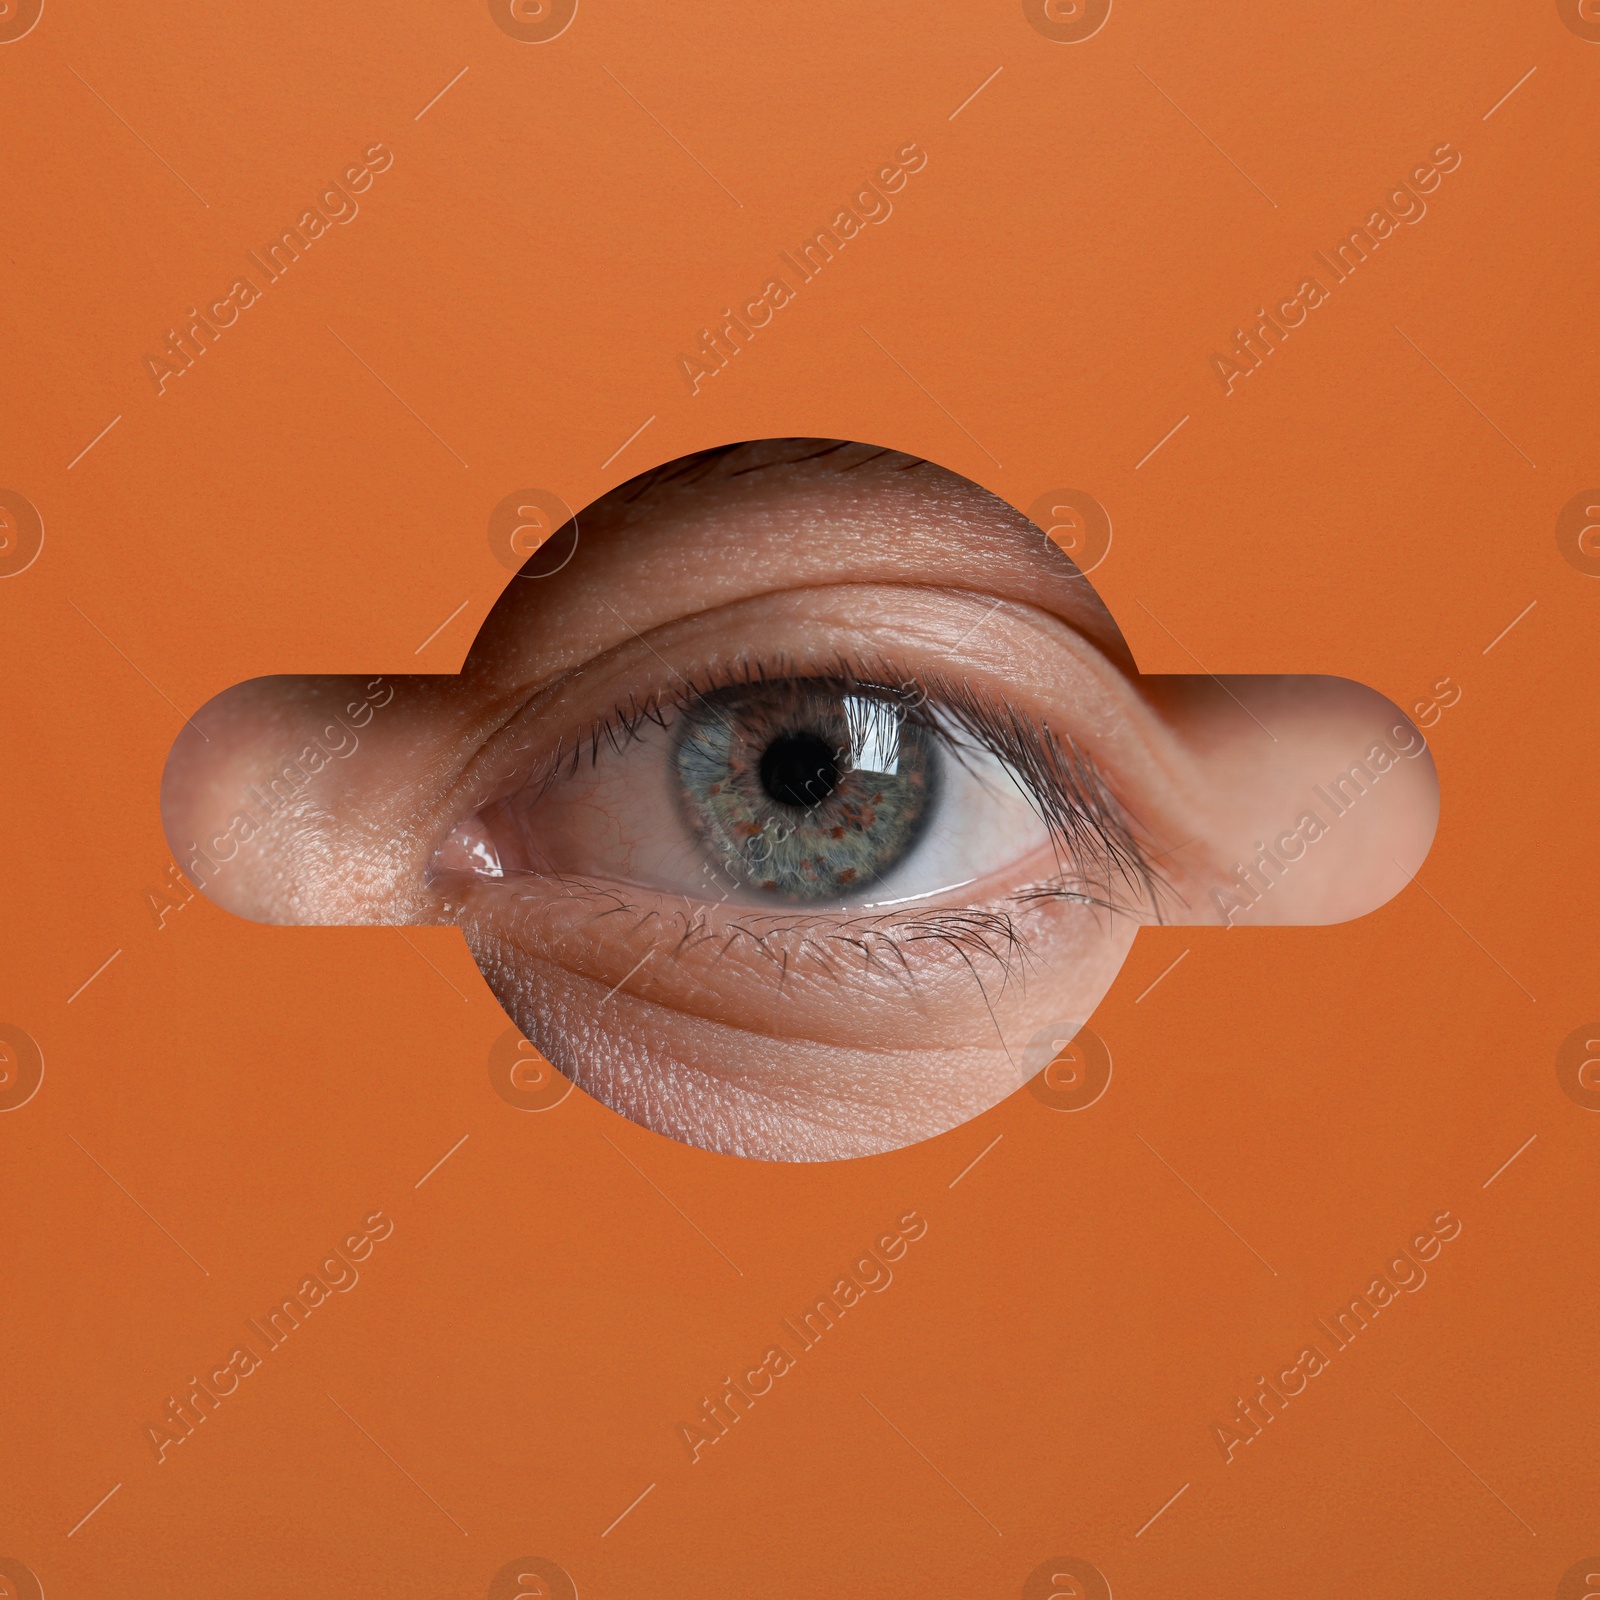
[{"left": 2, "top": 3, "right": 1597, "bottom": 1595}]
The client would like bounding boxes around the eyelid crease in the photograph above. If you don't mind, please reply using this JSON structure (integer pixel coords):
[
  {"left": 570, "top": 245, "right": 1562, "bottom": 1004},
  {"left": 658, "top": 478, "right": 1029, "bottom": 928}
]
[{"left": 488, "top": 649, "right": 1176, "bottom": 924}]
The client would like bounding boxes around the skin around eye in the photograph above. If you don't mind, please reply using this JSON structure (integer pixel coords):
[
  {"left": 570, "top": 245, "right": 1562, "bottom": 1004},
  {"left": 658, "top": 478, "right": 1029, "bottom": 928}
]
[{"left": 161, "top": 439, "right": 1439, "bottom": 1161}]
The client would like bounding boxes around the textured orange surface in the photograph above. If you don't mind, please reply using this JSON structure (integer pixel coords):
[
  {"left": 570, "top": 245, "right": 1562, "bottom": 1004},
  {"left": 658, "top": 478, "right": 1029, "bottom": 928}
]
[{"left": 1, "top": 3, "right": 1596, "bottom": 1595}]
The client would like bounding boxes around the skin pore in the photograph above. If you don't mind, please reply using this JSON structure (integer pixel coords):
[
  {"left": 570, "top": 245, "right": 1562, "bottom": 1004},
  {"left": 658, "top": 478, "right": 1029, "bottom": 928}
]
[{"left": 162, "top": 440, "right": 1439, "bottom": 1161}]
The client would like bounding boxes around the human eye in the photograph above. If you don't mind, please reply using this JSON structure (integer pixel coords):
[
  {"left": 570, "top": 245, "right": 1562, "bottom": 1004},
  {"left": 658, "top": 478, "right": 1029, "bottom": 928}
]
[
  {"left": 419, "top": 561, "right": 1183, "bottom": 1162},
  {"left": 161, "top": 438, "right": 1439, "bottom": 1161},
  {"left": 437, "top": 661, "right": 1160, "bottom": 920}
]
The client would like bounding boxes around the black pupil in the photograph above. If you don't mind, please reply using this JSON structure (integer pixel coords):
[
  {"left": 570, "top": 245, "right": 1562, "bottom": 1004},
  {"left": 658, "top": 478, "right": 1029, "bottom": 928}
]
[{"left": 759, "top": 732, "right": 841, "bottom": 809}]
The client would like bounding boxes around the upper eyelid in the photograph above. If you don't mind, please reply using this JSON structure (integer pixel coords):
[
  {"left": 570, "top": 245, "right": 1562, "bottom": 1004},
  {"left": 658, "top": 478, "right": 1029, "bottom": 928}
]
[
  {"left": 479, "top": 508, "right": 1138, "bottom": 691},
  {"left": 431, "top": 585, "right": 1189, "bottom": 850}
]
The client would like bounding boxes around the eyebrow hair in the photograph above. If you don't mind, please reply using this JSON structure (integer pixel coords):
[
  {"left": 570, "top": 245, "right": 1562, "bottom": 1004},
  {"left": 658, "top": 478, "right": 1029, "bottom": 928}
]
[{"left": 616, "top": 439, "right": 928, "bottom": 503}]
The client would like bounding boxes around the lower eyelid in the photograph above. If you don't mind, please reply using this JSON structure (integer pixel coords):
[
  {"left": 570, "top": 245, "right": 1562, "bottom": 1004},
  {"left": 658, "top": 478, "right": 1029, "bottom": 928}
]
[{"left": 450, "top": 870, "right": 1116, "bottom": 1045}]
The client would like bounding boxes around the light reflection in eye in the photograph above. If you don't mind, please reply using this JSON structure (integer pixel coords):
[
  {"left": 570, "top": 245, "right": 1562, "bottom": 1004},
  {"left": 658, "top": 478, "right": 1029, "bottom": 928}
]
[{"left": 842, "top": 694, "right": 902, "bottom": 776}]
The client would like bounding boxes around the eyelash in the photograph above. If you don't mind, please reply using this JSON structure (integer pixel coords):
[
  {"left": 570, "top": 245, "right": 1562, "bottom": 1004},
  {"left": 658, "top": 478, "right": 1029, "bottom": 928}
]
[{"left": 503, "top": 650, "right": 1173, "bottom": 937}]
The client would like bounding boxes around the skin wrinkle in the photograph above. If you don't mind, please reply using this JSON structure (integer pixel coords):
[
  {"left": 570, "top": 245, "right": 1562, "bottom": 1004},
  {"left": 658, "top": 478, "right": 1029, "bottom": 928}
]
[
  {"left": 475, "top": 925, "right": 1029, "bottom": 1161},
  {"left": 161, "top": 438, "right": 1440, "bottom": 1161},
  {"left": 477, "top": 875, "right": 1067, "bottom": 1050}
]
